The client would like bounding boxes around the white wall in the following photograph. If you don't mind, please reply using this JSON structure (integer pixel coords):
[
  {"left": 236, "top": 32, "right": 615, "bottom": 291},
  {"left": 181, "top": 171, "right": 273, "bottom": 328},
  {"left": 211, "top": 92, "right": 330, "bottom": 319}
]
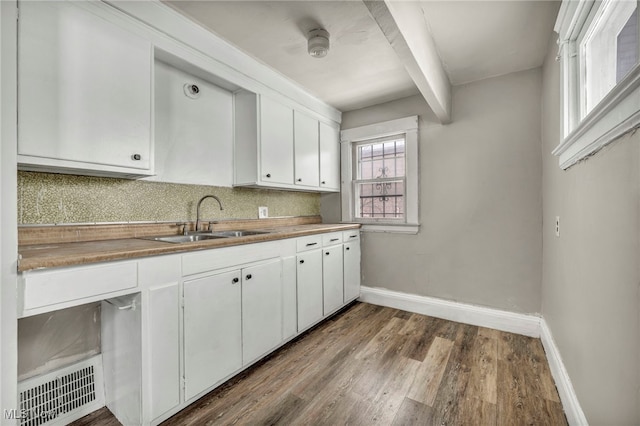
[
  {"left": 329, "top": 68, "right": 543, "bottom": 314},
  {"left": 541, "top": 35, "right": 640, "bottom": 424},
  {"left": 147, "top": 61, "right": 233, "bottom": 186}
]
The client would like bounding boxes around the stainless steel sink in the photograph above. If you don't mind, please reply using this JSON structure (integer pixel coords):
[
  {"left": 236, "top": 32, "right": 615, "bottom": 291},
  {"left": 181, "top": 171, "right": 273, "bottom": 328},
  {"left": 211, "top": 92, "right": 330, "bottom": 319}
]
[
  {"left": 141, "top": 230, "right": 270, "bottom": 244},
  {"left": 142, "top": 234, "right": 228, "bottom": 244},
  {"left": 209, "top": 230, "right": 270, "bottom": 238}
]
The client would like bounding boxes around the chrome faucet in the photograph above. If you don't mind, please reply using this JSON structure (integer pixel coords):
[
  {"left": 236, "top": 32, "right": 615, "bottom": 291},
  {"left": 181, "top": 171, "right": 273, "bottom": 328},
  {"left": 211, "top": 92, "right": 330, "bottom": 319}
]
[{"left": 195, "top": 195, "right": 224, "bottom": 232}]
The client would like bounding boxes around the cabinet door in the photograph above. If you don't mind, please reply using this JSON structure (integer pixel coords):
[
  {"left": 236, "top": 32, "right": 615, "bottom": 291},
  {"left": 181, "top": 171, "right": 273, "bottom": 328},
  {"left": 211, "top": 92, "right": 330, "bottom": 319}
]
[
  {"left": 148, "top": 283, "right": 180, "bottom": 419},
  {"left": 281, "top": 256, "right": 298, "bottom": 341},
  {"left": 323, "top": 245, "right": 344, "bottom": 315},
  {"left": 18, "top": 2, "right": 152, "bottom": 172},
  {"left": 343, "top": 241, "right": 361, "bottom": 302},
  {"left": 319, "top": 122, "right": 340, "bottom": 191},
  {"left": 294, "top": 111, "right": 320, "bottom": 188},
  {"left": 296, "top": 250, "right": 323, "bottom": 331},
  {"left": 259, "top": 96, "right": 294, "bottom": 185},
  {"left": 183, "top": 270, "right": 242, "bottom": 401},
  {"left": 242, "top": 259, "right": 282, "bottom": 365}
]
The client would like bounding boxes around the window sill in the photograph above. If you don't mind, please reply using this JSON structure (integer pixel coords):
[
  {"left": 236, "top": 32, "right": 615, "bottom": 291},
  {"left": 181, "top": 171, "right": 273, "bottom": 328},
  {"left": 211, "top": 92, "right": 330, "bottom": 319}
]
[
  {"left": 359, "top": 223, "right": 420, "bottom": 234},
  {"left": 552, "top": 64, "right": 640, "bottom": 169}
]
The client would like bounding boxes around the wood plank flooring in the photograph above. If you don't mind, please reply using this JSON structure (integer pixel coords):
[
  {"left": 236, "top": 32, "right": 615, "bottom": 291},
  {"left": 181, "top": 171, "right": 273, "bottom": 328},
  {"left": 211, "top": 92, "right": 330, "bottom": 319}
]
[{"left": 72, "top": 302, "right": 567, "bottom": 425}]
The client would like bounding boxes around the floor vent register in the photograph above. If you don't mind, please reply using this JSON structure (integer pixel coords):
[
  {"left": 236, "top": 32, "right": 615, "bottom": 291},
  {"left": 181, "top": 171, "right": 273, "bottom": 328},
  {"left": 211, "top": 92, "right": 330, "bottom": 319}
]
[{"left": 17, "top": 355, "right": 105, "bottom": 426}]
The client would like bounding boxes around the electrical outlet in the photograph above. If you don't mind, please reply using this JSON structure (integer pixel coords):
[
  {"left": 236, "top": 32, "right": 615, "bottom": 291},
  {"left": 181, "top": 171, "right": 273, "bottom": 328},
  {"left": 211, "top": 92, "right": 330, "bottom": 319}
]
[
  {"left": 258, "top": 206, "right": 268, "bottom": 219},
  {"left": 555, "top": 216, "right": 560, "bottom": 237}
]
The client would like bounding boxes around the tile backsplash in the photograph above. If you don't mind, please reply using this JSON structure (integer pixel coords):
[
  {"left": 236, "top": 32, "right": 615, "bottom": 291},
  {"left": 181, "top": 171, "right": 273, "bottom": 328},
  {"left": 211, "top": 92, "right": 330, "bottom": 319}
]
[{"left": 18, "top": 172, "right": 320, "bottom": 224}]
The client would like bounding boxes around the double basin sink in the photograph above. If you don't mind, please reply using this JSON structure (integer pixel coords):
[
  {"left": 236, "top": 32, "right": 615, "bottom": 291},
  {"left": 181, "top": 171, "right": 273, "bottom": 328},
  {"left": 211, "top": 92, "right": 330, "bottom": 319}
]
[{"left": 142, "top": 230, "right": 270, "bottom": 244}]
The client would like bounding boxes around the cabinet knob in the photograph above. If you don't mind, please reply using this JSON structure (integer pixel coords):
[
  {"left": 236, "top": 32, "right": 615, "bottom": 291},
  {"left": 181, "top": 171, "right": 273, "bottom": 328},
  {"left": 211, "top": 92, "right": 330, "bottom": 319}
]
[
  {"left": 325, "top": 252, "right": 330, "bottom": 255},
  {"left": 321, "top": 181, "right": 326, "bottom": 184},
  {"left": 346, "top": 247, "right": 350, "bottom": 251},
  {"left": 246, "top": 274, "right": 252, "bottom": 280},
  {"left": 232, "top": 277, "right": 239, "bottom": 284},
  {"left": 299, "top": 259, "right": 305, "bottom": 264},
  {"left": 131, "top": 154, "right": 141, "bottom": 161},
  {"left": 297, "top": 178, "right": 302, "bottom": 182},
  {"left": 266, "top": 173, "right": 271, "bottom": 178}
]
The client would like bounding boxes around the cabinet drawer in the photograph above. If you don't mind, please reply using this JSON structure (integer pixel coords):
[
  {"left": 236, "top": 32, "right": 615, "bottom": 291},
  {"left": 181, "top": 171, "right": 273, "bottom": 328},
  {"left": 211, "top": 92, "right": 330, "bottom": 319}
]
[
  {"left": 322, "top": 232, "right": 343, "bottom": 246},
  {"left": 296, "top": 235, "right": 323, "bottom": 252},
  {"left": 343, "top": 230, "right": 360, "bottom": 241},
  {"left": 182, "top": 241, "right": 281, "bottom": 276},
  {"left": 21, "top": 261, "right": 138, "bottom": 311}
]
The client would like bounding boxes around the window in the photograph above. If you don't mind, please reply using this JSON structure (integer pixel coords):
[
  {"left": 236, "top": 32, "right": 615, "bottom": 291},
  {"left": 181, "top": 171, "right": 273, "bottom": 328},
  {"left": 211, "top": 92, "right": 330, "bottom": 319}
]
[
  {"left": 581, "top": 1, "right": 638, "bottom": 115},
  {"left": 340, "top": 116, "right": 419, "bottom": 234},
  {"left": 354, "top": 135, "right": 406, "bottom": 220},
  {"left": 553, "top": 0, "right": 640, "bottom": 169}
]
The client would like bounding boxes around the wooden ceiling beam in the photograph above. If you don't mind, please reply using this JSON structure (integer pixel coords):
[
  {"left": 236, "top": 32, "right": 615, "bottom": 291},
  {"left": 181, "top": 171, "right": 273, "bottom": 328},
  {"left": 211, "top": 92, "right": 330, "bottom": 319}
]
[{"left": 364, "top": 0, "right": 451, "bottom": 124}]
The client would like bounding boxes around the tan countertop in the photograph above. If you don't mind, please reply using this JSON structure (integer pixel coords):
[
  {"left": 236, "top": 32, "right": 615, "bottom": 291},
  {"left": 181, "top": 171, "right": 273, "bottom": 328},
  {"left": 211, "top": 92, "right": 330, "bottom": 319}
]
[{"left": 18, "top": 222, "right": 360, "bottom": 272}]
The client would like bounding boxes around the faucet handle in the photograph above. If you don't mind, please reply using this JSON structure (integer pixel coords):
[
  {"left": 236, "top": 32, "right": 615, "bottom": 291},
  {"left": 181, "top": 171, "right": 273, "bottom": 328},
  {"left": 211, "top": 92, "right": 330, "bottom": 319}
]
[{"left": 179, "top": 222, "right": 189, "bottom": 235}]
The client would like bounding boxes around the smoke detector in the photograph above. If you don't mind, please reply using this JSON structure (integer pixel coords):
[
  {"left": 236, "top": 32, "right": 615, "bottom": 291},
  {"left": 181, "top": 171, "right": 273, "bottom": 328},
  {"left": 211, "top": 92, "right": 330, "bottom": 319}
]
[{"left": 307, "top": 29, "right": 330, "bottom": 58}]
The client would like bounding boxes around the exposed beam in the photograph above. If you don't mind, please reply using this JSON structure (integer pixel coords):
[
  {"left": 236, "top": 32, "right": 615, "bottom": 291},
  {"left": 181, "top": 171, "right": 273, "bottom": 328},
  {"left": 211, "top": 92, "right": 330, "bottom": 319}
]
[{"left": 364, "top": 0, "right": 451, "bottom": 124}]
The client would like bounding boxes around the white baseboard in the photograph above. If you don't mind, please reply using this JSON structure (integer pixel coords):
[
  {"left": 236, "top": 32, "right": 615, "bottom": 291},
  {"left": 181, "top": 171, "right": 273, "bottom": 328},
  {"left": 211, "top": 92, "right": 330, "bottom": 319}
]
[
  {"left": 540, "top": 319, "right": 589, "bottom": 426},
  {"left": 358, "top": 286, "right": 588, "bottom": 425},
  {"left": 358, "top": 286, "right": 541, "bottom": 337}
]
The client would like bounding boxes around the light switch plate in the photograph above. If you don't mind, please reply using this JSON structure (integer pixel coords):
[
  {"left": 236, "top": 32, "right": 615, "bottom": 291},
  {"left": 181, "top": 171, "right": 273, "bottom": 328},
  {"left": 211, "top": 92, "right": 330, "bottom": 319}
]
[{"left": 258, "top": 206, "right": 268, "bottom": 219}]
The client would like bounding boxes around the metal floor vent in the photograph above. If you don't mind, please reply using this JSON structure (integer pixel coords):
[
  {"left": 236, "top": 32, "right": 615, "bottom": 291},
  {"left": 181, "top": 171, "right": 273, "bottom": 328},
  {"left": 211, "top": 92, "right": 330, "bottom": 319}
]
[{"left": 17, "top": 355, "right": 105, "bottom": 426}]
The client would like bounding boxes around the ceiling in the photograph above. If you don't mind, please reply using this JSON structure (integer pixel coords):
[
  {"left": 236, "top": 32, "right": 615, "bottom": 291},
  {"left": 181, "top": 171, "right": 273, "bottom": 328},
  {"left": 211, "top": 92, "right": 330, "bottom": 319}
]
[{"left": 166, "top": 1, "right": 560, "bottom": 113}]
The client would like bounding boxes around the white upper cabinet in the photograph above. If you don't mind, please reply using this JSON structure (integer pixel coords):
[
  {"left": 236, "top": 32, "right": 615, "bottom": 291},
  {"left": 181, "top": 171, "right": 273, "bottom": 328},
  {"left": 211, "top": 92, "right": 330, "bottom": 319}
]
[
  {"left": 294, "top": 111, "right": 320, "bottom": 188},
  {"left": 259, "top": 96, "right": 295, "bottom": 185},
  {"left": 17, "top": 1, "right": 153, "bottom": 177},
  {"left": 235, "top": 91, "right": 294, "bottom": 187},
  {"left": 319, "top": 122, "right": 341, "bottom": 191},
  {"left": 234, "top": 91, "right": 340, "bottom": 192}
]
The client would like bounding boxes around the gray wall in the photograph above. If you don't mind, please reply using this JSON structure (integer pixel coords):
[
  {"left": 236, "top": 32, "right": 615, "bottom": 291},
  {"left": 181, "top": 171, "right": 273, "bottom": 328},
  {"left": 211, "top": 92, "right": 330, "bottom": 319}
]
[
  {"left": 328, "top": 68, "right": 543, "bottom": 314},
  {"left": 541, "top": 36, "right": 640, "bottom": 424}
]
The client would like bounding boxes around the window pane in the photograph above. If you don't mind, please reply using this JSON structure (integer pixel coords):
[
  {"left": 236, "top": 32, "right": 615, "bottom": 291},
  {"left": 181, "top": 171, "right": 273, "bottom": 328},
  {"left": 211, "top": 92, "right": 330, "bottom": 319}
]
[
  {"left": 583, "top": 1, "right": 638, "bottom": 115},
  {"left": 356, "top": 138, "right": 405, "bottom": 179},
  {"left": 617, "top": 7, "right": 638, "bottom": 83},
  {"left": 357, "top": 180, "right": 404, "bottom": 219}
]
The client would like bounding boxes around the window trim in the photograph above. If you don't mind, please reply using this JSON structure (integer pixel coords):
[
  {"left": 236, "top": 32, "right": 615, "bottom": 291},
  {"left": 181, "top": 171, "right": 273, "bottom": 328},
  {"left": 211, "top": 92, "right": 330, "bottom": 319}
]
[
  {"left": 553, "top": 0, "right": 640, "bottom": 169},
  {"left": 340, "top": 116, "right": 419, "bottom": 234}
]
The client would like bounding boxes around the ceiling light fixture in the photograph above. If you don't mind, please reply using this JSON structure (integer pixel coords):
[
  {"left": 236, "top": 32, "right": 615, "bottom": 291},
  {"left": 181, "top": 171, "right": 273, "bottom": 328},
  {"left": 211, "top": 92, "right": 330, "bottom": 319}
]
[{"left": 307, "top": 28, "right": 330, "bottom": 58}]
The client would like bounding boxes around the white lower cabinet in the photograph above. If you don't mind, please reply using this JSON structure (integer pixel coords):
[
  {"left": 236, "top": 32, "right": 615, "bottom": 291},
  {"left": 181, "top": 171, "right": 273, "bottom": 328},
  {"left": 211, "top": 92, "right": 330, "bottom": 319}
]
[
  {"left": 322, "top": 245, "right": 344, "bottom": 315},
  {"left": 296, "top": 249, "right": 324, "bottom": 331},
  {"left": 343, "top": 240, "right": 361, "bottom": 302},
  {"left": 183, "top": 270, "right": 242, "bottom": 401},
  {"left": 147, "top": 283, "right": 181, "bottom": 419},
  {"left": 182, "top": 258, "right": 283, "bottom": 402},
  {"left": 83, "top": 231, "right": 360, "bottom": 424},
  {"left": 241, "top": 260, "right": 283, "bottom": 365}
]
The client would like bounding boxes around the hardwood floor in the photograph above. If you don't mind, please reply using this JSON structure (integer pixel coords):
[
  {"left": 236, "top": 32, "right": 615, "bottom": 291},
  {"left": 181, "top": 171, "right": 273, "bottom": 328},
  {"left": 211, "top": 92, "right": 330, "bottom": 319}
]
[{"left": 72, "top": 302, "right": 567, "bottom": 425}]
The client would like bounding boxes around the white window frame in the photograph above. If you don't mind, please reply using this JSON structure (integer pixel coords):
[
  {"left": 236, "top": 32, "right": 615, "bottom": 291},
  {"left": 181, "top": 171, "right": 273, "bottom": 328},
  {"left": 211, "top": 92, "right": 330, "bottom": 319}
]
[
  {"left": 553, "top": 0, "right": 640, "bottom": 169},
  {"left": 340, "top": 116, "right": 419, "bottom": 234}
]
